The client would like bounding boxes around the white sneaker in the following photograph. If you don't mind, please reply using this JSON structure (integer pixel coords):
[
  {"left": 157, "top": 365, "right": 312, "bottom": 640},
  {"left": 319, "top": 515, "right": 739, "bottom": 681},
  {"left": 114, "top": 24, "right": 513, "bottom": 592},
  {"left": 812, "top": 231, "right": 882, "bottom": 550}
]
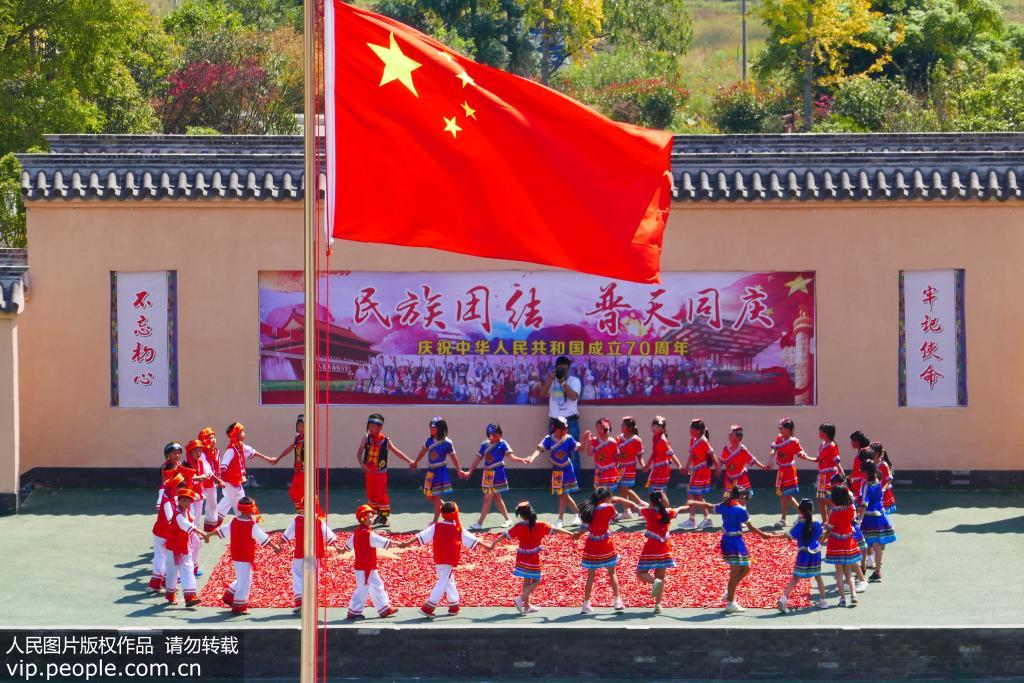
[
  {"left": 580, "top": 602, "right": 593, "bottom": 615},
  {"left": 865, "top": 556, "right": 876, "bottom": 569},
  {"left": 816, "top": 599, "right": 829, "bottom": 609},
  {"left": 696, "top": 517, "right": 713, "bottom": 530},
  {"left": 613, "top": 597, "right": 625, "bottom": 611},
  {"left": 571, "top": 515, "right": 582, "bottom": 526},
  {"left": 513, "top": 596, "right": 525, "bottom": 614},
  {"left": 621, "top": 509, "right": 634, "bottom": 519},
  {"left": 855, "top": 580, "right": 868, "bottom": 593},
  {"left": 468, "top": 522, "right": 484, "bottom": 531},
  {"left": 524, "top": 605, "right": 539, "bottom": 614},
  {"left": 775, "top": 518, "right": 787, "bottom": 527},
  {"left": 501, "top": 519, "right": 514, "bottom": 528},
  {"left": 679, "top": 518, "right": 697, "bottom": 530},
  {"left": 725, "top": 601, "right": 746, "bottom": 613},
  {"left": 776, "top": 598, "right": 789, "bottom": 614},
  {"left": 554, "top": 519, "right": 564, "bottom": 530}
]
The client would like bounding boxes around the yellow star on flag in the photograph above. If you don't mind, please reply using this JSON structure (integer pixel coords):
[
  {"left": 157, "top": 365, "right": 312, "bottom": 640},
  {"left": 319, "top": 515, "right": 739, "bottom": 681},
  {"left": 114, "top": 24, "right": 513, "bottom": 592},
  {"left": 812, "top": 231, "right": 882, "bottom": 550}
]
[
  {"left": 456, "top": 70, "right": 475, "bottom": 88},
  {"left": 784, "top": 274, "right": 813, "bottom": 295},
  {"left": 461, "top": 101, "right": 477, "bottom": 119},
  {"left": 443, "top": 116, "right": 462, "bottom": 138},
  {"left": 367, "top": 33, "right": 422, "bottom": 97}
]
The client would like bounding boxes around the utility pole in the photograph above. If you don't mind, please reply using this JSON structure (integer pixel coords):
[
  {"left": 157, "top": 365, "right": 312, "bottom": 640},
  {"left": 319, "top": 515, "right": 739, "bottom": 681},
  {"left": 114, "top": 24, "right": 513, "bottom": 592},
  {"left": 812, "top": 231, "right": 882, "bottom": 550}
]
[{"left": 741, "top": 0, "right": 748, "bottom": 81}]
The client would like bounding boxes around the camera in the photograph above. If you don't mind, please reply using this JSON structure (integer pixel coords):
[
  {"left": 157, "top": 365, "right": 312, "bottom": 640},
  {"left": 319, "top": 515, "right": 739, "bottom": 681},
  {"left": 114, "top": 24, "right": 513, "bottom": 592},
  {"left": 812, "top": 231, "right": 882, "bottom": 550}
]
[{"left": 555, "top": 367, "right": 566, "bottom": 381}]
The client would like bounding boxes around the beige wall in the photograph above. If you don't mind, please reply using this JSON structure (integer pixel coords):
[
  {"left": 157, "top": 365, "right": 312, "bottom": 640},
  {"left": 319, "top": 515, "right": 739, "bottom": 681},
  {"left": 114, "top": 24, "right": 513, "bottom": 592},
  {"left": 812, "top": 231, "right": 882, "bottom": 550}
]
[
  {"left": 17, "top": 199, "right": 1024, "bottom": 476},
  {"left": 0, "top": 315, "right": 19, "bottom": 497}
]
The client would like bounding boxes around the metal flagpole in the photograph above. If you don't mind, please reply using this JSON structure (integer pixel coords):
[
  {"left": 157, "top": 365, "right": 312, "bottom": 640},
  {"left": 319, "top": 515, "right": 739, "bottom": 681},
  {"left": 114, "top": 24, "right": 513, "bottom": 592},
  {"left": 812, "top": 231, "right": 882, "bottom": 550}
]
[{"left": 300, "top": 0, "right": 318, "bottom": 680}]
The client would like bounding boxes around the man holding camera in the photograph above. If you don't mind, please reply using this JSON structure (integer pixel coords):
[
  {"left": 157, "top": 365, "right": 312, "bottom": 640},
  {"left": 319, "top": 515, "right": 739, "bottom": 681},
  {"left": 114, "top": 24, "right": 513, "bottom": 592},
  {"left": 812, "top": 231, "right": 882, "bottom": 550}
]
[{"left": 541, "top": 355, "right": 582, "bottom": 474}]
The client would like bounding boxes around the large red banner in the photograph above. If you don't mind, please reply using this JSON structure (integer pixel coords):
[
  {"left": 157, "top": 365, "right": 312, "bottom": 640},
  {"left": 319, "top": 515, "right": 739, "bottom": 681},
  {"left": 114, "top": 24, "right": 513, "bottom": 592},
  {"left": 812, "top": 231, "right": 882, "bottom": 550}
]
[{"left": 259, "top": 271, "right": 815, "bottom": 406}]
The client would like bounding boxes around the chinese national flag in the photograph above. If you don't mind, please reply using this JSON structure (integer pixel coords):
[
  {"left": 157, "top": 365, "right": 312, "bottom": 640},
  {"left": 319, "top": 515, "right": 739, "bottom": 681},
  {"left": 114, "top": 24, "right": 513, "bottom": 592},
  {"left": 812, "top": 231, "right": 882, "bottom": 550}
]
[{"left": 324, "top": 1, "right": 674, "bottom": 284}]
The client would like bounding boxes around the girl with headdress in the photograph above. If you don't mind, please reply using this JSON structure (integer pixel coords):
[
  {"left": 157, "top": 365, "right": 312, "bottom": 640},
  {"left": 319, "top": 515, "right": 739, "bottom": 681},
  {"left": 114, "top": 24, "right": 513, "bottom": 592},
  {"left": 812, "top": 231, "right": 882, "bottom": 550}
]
[
  {"left": 183, "top": 439, "right": 217, "bottom": 576},
  {"left": 486, "top": 500, "right": 576, "bottom": 614},
  {"left": 216, "top": 423, "right": 277, "bottom": 521},
  {"left": 412, "top": 417, "right": 468, "bottom": 524},
  {"left": 150, "top": 457, "right": 184, "bottom": 592},
  {"left": 163, "top": 487, "right": 212, "bottom": 607},
  {"left": 197, "top": 427, "right": 223, "bottom": 532},
  {"left": 466, "top": 423, "right": 531, "bottom": 531}
]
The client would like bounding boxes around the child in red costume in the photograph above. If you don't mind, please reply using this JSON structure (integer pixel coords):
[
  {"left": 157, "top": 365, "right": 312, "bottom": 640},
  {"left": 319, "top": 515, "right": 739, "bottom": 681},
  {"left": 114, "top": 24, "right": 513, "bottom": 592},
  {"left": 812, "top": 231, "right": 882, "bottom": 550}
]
[
  {"left": 281, "top": 496, "right": 338, "bottom": 610},
  {"left": 486, "top": 500, "right": 576, "bottom": 614},
  {"left": 198, "top": 427, "right": 222, "bottom": 532},
  {"left": 769, "top": 417, "right": 806, "bottom": 527},
  {"left": 270, "top": 414, "right": 306, "bottom": 508},
  {"left": 577, "top": 487, "right": 641, "bottom": 615},
  {"left": 150, "top": 460, "right": 184, "bottom": 592},
  {"left": 184, "top": 439, "right": 217, "bottom": 576},
  {"left": 163, "top": 488, "right": 211, "bottom": 606},
  {"left": 336, "top": 504, "right": 399, "bottom": 620},
  {"left": 614, "top": 417, "right": 646, "bottom": 516},
  {"left": 356, "top": 413, "right": 414, "bottom": 527},
  {"left": 680, "top": 418, "right": 718, "bottom": 530},
  {"left": 215, "top": 496, "right": 281, "bottom": 614},
  {"left": 642, "top": 416, "right": 683, "bottom": 506},
  {"left": 410, "top": 501, "right": 481, "bottom": 618},
  {"left": 217, "top": 423, "right": 277, "bottom": 521}
]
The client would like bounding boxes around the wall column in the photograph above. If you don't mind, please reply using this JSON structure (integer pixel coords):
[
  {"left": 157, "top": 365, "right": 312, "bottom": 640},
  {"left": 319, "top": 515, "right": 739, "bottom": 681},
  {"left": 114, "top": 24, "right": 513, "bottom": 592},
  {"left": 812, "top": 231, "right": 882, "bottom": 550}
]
[{"left": 0, "top": 314, "right": 19, "bottom": 513}]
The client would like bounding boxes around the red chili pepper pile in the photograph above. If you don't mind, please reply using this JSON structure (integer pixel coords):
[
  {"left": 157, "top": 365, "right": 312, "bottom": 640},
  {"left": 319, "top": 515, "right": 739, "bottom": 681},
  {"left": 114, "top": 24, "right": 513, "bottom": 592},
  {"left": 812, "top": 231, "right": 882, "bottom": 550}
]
[{"left": 198, "top": 531, "right": 810, "bottom": 609}]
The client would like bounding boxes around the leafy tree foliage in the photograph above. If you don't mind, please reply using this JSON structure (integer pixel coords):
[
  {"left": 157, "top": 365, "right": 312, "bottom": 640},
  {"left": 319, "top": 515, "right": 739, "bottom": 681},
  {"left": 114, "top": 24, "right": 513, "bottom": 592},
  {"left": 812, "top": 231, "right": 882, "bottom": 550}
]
[{"left": 0, "top": 0, "right": 171, "bottom": 155}]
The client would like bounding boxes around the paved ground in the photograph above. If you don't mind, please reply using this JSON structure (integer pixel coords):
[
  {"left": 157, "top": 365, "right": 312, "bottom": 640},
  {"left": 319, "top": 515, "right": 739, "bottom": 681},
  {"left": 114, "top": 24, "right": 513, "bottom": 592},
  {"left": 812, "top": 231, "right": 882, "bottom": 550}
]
[{"left": 1, "top": 486, "right": 1021, "bottom": 628}]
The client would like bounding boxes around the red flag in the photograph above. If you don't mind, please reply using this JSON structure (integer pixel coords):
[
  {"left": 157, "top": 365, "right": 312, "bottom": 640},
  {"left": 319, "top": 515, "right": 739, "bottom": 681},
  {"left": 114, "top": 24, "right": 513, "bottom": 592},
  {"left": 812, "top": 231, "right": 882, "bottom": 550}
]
[{"left": 324, "top": 1, "right": 673, "bottom": 284}]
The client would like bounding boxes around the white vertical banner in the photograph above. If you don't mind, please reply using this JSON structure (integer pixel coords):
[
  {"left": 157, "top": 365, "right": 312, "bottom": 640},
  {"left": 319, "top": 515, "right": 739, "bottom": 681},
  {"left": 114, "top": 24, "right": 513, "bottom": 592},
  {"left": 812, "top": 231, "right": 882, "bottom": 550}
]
[
  {"left": 900, "top": 269, "right": 964, "bottom": 407},
  {"left": 111, "top": 271, "right": 178, "bottom": 407}
]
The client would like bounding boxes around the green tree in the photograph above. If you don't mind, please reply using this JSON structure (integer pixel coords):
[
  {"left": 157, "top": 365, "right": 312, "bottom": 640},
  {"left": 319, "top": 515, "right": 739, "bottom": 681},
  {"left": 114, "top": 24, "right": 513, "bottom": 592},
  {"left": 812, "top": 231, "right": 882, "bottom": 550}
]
[
  {"left": 157, "top": 0, "right": 298, "bottom": 133},
  {"left": 854, "top": 0, "right": 1013, "bottom": 91},
  {"left": 0, "top": 0, "right": 172, "bottom": 156},
  {"left": 600, "top": 0, "right": 692, "bottom": 55},
  {"left": 372, "top": 0, "right": 539, "bottom": 75},
  {"left": 945, "top": 66, "right": 1024, "bottom": 130},
  {"left": 556, "top": 50, "right": 688, "bottom": 129},
  {"left": 816, "top": 76, "right": 937, "bottom": 131},
  {"left": 757, "top": 0, "right": 895, "bottom": 130},
  {"left": 710, "top": 81, "right": 790, "bottom": 133},
  {"left": 0, "top": 154, "right": 26, "bottom": 248}
]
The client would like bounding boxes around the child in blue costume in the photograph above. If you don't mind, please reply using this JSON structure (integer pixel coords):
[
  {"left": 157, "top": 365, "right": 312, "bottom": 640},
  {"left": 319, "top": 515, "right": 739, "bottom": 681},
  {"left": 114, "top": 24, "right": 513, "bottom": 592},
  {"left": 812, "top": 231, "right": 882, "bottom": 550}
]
[
  {"left": 858, "top": 460, "right": 897, "bottom": 583},
  {"left": 527, "top": 416, "right": 582, "bottom": 529},
  {"left": 412, "top": 417, "right": 467, "bottom": 523},
  {"left": 687, "top": 487, "right": 776, "bottom": 613},
  {"left": 776, "top": 499, "right": 829, "bottom": 613}
]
